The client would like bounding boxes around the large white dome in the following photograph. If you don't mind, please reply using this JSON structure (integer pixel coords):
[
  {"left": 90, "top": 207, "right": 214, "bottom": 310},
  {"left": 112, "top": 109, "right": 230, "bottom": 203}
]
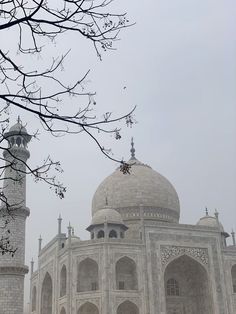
[{"left": 92, "top": 157, "right": 180, "bottom": 223}]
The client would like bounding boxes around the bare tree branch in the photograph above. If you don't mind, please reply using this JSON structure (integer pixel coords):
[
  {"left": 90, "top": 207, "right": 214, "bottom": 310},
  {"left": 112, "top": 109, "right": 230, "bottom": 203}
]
[{"left": 0, "top": 0, "right": 135, "bottom": 255}]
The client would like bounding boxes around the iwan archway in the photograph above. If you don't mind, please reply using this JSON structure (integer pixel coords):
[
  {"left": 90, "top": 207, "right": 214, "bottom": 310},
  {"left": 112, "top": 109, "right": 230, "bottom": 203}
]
[
  {"left": 41, "top": 272, "right": 53, "bottom": 314},
  {"left": 164, "top": 255, "right": 213, "bottom": 314},
  {"left": 77, "top": 302, "right": 99, "bottom": 314},
  {"left": 117, "top": 300, "right": 139, "bottom": 314}
]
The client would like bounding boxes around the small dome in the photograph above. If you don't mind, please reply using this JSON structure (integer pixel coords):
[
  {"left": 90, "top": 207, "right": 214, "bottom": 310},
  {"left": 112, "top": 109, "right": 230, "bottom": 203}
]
[
  {"left": 92, "top": 157, "right": 180, "bottom": 223},
  {"left": 4, "top": 121, "right": 31, "bottom": 143},
  {"left": 70, "top": 235, "right": 80, "bottom": 243},
  {"left": 9, "top": 122, "right": 27, "bottom": 134},
  {"left": 197, "top": 215, "right": 224, "bottom": 232},
  {"left": 65, "top": 235, "right": 80, "bottom": 246},
  {"left": 91, "top": 208, "right": 124, "bottom": 226}
]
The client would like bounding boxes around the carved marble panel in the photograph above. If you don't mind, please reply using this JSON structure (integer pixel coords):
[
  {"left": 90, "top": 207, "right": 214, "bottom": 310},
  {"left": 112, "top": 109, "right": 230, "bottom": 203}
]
[
  {"left": 76, "top": 254, "right": 99, "bottom": 264},
  {"left": 160, "top": 245, "right": 209, "bottom": 267},
  {"left": 76, "top": 297, "right": 100, "bottom": 309},
  {"left": 116, "top": 296, "right": 140, "bottom": 308},
  {"left": 114, "top": 252, "right": 138, "bottom": 263}
]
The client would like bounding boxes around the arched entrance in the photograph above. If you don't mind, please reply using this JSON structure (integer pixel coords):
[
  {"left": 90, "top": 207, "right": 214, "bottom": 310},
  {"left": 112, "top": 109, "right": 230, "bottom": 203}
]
[
  {"left": 164, "top": 255, "right": 213, "bottom": 314},
  {"left": 117, "top": 300, "right": 139, "bottom": 314},
  {"left": 77, "top": 302, "right": 99, "bottom": 314},
  {"left": 41, "top": 272, "right": 53, "bottom": 314},
  {"left": 60, "top": 307, "right": 66, "bottom": 314},
  {"left": 77, "top": 258, "right": 99, "bottom": 292},
  {"left": 231, "top": 264, "right": 236, "bottom": 293},
  {"left": 116, "top": 257, "right": 138, "bottom": 290},
  {"left": 60, "top": 265, "right": 67, "bottom": 297},
  {"left": 32, "top": 286, "right": 37, "bottom": 311}
]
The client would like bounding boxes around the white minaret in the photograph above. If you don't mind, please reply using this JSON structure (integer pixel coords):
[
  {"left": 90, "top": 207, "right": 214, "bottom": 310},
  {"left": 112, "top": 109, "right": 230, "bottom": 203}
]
[{"left": 0, "top": 119, "right": 31, "bottom": 314}]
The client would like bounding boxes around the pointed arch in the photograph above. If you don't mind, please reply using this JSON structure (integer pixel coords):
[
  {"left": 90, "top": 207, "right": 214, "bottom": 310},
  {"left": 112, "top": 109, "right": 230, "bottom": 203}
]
[
  {"left": 117, "top": 300, "right": 139, "bottom": 314},
  {"left": 164, "top": 255, "right": 213, "bottom": 314},
  {"left": 77, "top": 258, "right": 99, "bottom": 292},
  {"left": 109, "top": 230, "right": 117, "bottom": 238},
  {"left": 60, "top": 307, "right": 66, "bottom": 314},
  {"left": 116, "top": 256, "right": 138, "bottom": 290},
  {"left": 77, "top": 302, "right": 99, "bottom": 314},
  {"left": 16, "top": 136, "right": 21, "bottom": 147},
  {"left": 60, "top": 265, "right": 67, "bottom": 297},
  {"left": 32, "top": 286, "right": 37, "bottom": 311},
  {"left": 41, "top": 272, "right": 53, "bottom": 314},
  {"left": 97, "top": 230, "right": 104, "bottom": 238},
  {"left": 231, "top": 264, "right": 236, "bottom": 293}
]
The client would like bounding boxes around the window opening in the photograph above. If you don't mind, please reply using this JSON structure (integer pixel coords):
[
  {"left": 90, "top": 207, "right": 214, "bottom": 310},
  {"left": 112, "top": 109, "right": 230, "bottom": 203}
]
[
  {"left": 97, "top": 230, "right": 104, "bottom": 238},
  {"left": 118, "top": 281, "right": 125, "bottom": 290},
  {"left": 167, "top": 278, "right": 180, "bottom": 296}
]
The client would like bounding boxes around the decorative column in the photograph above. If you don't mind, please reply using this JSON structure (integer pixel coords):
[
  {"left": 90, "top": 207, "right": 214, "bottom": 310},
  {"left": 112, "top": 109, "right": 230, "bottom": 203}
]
[
  {"left": 38, "top": 235, "right": 42, "bottom": 255},
  {"left": 231, "top": 230, "right": 236, "bottom": 246},
  {"left": 67, "top": 223, "right": 73, "bottom": 314},
  {"left": 0, "top": 120, "right": 31, "bottom": 314},
  {"left": 29, "top": 258, "right": 34, "bottom": 311},
  {"left": 58, "top": 214, "right": 62, "bottom": 235}
]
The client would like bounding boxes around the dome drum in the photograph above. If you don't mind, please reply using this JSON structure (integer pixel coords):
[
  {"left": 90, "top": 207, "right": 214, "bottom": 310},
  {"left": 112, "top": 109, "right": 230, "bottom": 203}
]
[{"left": 116, "top": 206, "right": 179, "bottom": 223}]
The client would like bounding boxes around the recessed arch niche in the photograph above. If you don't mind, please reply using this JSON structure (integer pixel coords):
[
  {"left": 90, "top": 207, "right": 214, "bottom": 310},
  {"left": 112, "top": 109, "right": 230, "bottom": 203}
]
[
  {"left": 41, "top": 272, "right": 53, "bottom": 314},
  {"left": 77, "top": 258, "right": 99, "bottom": 292},
  {"left": 231, "top": 264, "right": 236, "bottom": 293},
  {"left": 164, "top": 255, "right": 213, "bottom": 314},
  {"left": 32, "top": 286, "right": 37, "bottom": 311},
  {"left": 60, "top": 307, "right": 66, "bottom": 314},
  {"left": 77, "top": 302, "right": 99, "bottom": 314},
  {"left": 116, "top": 256, "right": 138, "bottom": 290},
  {"left": 60, "top": 265, "right": 67, "bottom": 297},
  {"left": 117, "top": 300, "right": 139, "bottom": 314}
]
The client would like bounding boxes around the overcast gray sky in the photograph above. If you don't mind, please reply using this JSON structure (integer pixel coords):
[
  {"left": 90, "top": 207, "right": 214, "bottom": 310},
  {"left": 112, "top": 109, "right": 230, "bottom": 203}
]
[{"left": 7, "top": 0, "right": 235, "bottom": 307}]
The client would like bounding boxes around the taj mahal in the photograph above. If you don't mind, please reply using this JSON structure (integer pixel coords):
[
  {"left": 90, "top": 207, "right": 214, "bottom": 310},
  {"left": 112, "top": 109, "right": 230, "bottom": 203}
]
[{"left": 0, "top": 121, "right": 236, "bottom": 314}]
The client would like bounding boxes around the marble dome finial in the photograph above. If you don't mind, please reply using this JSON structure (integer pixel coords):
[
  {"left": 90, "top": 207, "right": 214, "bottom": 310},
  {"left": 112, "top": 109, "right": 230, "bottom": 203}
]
[
  {"left": 130, "top": 137, "right": 135, "bottom": 159},
  {"left": 205, "top": 207, "right": 209, "bottom": 216}
]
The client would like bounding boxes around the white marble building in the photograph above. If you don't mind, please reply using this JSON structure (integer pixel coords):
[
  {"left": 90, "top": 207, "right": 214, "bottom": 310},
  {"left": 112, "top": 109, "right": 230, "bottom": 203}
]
[
  {"left": 29, "top": 140, "right": 236, "bottom": 314},
  {"left": 1, "top": 122, "right": 236, "bottom": 314}
]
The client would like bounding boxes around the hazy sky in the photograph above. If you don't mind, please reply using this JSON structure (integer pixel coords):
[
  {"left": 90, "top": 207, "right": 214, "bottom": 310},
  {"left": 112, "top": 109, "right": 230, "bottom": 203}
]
[{"left": 5, "top": 0, "right": 236, "bottom": 308}]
